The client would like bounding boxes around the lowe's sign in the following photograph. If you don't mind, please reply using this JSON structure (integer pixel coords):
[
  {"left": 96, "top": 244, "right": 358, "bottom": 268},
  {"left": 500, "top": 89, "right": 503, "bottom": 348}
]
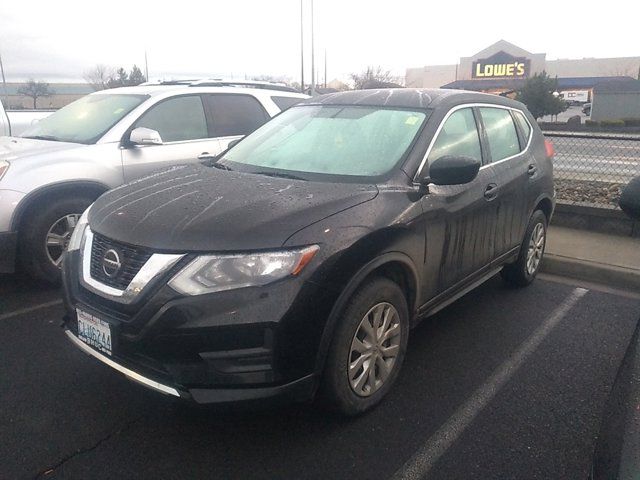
[{"left": 472, "top": 51, "right": 530, "bottom": 79}]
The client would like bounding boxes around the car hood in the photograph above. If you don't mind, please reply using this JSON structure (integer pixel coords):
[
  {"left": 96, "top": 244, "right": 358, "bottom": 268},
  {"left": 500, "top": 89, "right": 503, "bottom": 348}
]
[
  {"left": 88, "top": 164, "right": 378, "bottom": 252},
  {"left": 0, "top": 136, "right": 82, "bottom": 160}
]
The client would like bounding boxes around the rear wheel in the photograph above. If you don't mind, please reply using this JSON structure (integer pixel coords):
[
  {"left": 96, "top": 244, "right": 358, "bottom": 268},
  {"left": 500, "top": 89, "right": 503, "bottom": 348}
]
[
  {"left": 501, "top": 209, "right": 547, "bottom": 287},
  {"left": 20, "top": 195, "right": 94, "bottom": 283},
  {"left": 320, "top": 277, "right": 409, "bottom": 416}
]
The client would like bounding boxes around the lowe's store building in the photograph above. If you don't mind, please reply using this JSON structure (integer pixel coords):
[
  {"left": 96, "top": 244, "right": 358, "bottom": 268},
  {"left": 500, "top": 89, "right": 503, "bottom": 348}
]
[{"left": 406, "top": 40, "right": 640, "bottom": 118}]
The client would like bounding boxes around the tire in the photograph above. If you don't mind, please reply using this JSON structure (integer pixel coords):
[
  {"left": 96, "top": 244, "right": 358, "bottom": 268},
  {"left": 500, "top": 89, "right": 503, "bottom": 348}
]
[
  {"left": 320, "top": 277, "right": 409, "bottom": 416},
  {"left": 501, "top": 210, "right": 548, "bottom": 287},
  {"left": 19, "top": 195, "right": 95, "bottom": 283}
]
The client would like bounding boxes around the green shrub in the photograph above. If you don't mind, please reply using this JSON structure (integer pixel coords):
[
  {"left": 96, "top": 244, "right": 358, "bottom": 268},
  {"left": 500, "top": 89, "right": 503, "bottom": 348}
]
[
  {"left": 585, "top": 119, "right": 599, "bottom": 126},
  {"left": 600, "top": 119, "right": 625, "bottom": 127}
]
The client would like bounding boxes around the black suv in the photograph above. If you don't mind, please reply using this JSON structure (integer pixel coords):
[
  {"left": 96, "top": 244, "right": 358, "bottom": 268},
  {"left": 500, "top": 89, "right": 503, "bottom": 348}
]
[{"left": 61, "top": 89, "right": 555, "bottom": 415}]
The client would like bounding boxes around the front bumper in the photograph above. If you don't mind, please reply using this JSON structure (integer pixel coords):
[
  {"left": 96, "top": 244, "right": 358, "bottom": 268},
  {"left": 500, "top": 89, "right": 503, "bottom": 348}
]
[
  {"left": 62, "top": 248, "right": 337, "bottom": 405},
  {"left": 65, "top": 329, "right": 180, "bottom": 397},
  {"left": 64, "top": 328, "right": 316, "bottom": 404},
  {"left": 0, "top": 231, "right": 17, "bottom": 273}
]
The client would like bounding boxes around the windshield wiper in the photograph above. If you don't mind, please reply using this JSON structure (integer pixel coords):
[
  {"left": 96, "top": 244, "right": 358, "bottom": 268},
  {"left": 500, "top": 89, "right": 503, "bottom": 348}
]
[
  {"left": 209, "top": 161, "right": 233, "bottom": 171},
  {"left": 22, "top": 135, "right": 62, "bottom": 142},
  {"left": 251, "top": 171, "right": 307, "bottom": 181}
]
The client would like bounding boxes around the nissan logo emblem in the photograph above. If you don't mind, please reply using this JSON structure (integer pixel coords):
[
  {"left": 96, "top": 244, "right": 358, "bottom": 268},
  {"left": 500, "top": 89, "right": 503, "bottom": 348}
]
[{"left": 102, "top": 249, "right": 122, "bottom": 278}]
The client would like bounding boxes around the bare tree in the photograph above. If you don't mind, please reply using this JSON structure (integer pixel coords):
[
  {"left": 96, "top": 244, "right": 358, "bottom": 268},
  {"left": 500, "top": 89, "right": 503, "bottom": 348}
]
[
  {"left": 17, "top": 79, "right": 53, "bottom": 109},
  {"left": 84, "top": 64, "right": 114, "bottom": 91},
  {"left": 250, "top": 74, "right": 292, "bottom": 85},
  {"left": 350, "top": 66, "right": 403, "bottom": 90}
]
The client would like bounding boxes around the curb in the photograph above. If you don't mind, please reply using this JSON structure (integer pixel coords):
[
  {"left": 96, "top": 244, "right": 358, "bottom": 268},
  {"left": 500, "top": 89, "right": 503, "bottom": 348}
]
[
  {"left": 551, "top": 202, "right": 640, "bottom": 238},
  {"left": 541, "top": 253, "right": 640, "bottom": 292}
]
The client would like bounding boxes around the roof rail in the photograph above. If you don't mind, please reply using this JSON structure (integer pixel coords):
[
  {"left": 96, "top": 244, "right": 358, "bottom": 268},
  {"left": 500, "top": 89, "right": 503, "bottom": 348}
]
[
  {"left": 138, "top": 79, "right": 200, "bottom": 86},
  {"left": 189, "top": 80, "right": 299, "bottom": 93},
  {"left": 138, "top": 79, "right": 301, "bottom": 93}
]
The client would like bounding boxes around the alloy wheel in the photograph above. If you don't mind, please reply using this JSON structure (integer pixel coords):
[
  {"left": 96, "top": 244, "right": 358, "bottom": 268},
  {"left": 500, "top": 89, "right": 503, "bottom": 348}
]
[
  {"left": 526, "top": 222, "right": 545, "bottom": 276},
  {"left": 348, "top": 302, "right": 402, "bottom": 397},
  {"left": 45, "top": 214, "right": 80, "bottom": 267}
]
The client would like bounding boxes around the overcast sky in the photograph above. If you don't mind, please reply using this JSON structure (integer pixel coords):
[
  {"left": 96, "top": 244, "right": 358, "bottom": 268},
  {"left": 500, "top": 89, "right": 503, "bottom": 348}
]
[{"left": 0, "top": 0, "right": 637, "bottom": 84}]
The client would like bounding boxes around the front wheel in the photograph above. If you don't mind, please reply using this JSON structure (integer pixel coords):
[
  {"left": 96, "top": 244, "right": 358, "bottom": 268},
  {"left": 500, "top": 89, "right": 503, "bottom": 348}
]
[
  {"left": 501, "top": 209, "right": 547, "bottom": 287},
  {"left": 320, "top": 277, "right": 409, "bottom": 416},
  {"left": 19, "top": 195, "right": 95, "bottom": 283}
]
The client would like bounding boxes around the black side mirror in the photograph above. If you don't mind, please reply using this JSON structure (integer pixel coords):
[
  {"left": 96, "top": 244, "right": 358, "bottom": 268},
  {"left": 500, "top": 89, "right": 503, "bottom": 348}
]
[
  {"left": 426, "top": 155, "right": 481, "bottom": 186},
  {"left": 620, "top": 176, "right": 640, "bottom": 221}
]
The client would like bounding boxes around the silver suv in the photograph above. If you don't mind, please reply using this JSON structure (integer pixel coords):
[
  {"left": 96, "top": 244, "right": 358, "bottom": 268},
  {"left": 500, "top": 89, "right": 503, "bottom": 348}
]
[{"left": 0, "top": 80, "right": 307, "bottom": 282}]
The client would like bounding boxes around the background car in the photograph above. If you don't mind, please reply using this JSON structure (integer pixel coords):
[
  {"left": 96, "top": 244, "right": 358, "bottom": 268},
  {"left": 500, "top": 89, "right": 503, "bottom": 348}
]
[
  {"left": 591, "top": 176, "right": 640, "bottom": 479},
  {"left": 0, "top": 100, "right": 52, "bottom": 137},
  {"left": 0, "top": 80, "right": 307, "bottom": 282},
  {"left": 61, "top": 88, "right": 555, "bottom": 415}
]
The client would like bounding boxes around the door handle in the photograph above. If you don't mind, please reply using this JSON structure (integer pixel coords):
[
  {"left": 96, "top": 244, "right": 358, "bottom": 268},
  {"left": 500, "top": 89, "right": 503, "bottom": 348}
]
[
  {"left": 197, "top": 152, "right": 216, "bottom": 160},
  {"left": 528, "top": 164, "right": 538, "bottom": 176},
  {"left": 484, "top": 183, "right": 498, "bottom": 201}
]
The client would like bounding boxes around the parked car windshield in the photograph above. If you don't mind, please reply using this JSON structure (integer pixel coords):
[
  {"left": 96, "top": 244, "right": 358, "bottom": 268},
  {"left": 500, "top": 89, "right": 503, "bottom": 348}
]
[
  {"left": 220, "top": 105, "right": 428, "bottom": 179},
  {"left": 21, "top": 93, "right": 148, "bottom": 144}
]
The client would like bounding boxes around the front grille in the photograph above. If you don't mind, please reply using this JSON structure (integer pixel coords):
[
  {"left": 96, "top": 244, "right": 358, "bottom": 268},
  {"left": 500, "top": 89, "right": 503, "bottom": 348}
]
[{"left": 90, "top": 233, "right": 153, "bottom": 290}]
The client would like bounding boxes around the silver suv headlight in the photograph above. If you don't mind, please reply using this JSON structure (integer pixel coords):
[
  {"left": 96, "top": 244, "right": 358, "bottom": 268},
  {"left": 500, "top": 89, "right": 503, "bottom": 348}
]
[
  {"left": 168, "top": 245, "right": 319, "bottom": 296},
  {"left": 66, "top": 206, "right": 91, "bottom": 252},
  {"left": 0, "top": 161, "right": 9, "bottom": 181}
]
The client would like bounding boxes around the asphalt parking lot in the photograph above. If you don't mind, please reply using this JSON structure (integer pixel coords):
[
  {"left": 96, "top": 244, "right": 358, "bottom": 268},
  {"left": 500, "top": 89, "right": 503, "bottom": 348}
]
[{"left": 2, "top": 273, "right": 639, "bottom": 480}]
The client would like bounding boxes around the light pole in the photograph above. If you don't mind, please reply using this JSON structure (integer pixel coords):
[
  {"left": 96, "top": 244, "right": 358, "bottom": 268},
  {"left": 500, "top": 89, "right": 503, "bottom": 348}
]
[
  {"left": 0, "top": 48, "right": 7, "bottom": 104},
  {"left": 310, "top": 0, "right": 315, "bottom": 96},
  {"left": 144, "top": 51, "right": 149, "bottom": 82},
  {"left": 300, "top": 0, "right": 304, "bottom": 93}
]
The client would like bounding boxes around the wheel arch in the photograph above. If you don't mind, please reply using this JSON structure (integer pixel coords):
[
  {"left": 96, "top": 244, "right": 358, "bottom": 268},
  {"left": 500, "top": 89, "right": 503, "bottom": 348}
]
[
  {"left": 11, "top": 180, "right": 110, "bottom": 232},
  {"left": 313, "top": 251, "right": 419, "bottom": 379},
  {"left": 531, "top": 194, "right": 554, "bottom": 223}
]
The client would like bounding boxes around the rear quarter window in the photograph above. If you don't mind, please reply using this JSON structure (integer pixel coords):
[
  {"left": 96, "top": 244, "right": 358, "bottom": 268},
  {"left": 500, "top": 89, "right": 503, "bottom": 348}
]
[
  {"left": 513, "top": 110, "right": 532, "bottom": 147},
  {"left": 271, "top": 96, "right": 303, "bottom": 111}
]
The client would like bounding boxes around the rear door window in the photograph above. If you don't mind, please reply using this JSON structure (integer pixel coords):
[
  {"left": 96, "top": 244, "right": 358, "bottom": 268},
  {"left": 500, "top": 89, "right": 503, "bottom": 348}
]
[
  {"left": 479, "top": 107, "right": 520, "bottom": 162},
  {"left": 427, "top": 108, "right": 482, "bottom": 164},
  {"left": 207, "top": 94, "right": 269, "bottom": 137}
]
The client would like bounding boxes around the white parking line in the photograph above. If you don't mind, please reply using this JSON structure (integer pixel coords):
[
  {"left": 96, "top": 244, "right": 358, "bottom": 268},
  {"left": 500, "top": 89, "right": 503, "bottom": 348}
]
[
  {"left": 0, "top": 300, "right": 63, "bottom": 321},
  {"left": 392, "top": 287, "right": 589, "bottom": 480}
]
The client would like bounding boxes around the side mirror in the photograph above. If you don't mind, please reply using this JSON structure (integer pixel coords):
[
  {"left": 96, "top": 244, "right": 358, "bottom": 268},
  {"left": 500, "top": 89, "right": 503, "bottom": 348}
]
[
  {"left": 227, "top": 137, "right": 244, "bottom": 150},
  {"left": 129, "top": 127, "right": 162, "bottom": 146},
  {"left": 620, "top": 176, "right": 640, "bottom": 221},
  {"left": 426, "top": 155, "right": 481, "bottom": 186}
]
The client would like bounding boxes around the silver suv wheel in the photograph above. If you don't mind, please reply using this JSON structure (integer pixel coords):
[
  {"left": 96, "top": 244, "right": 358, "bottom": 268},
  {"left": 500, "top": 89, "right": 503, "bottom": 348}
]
[{"left": 45, "top": 214, "right": 80, "bottom": 267}]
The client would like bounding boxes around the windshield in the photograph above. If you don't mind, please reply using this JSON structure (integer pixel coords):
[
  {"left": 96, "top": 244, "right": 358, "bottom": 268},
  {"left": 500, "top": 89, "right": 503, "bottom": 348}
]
[
  {"left": 21, "top": 93, "right": 148, "bottom": 144},
  {"left": 220, "top": 105, "right": 428, "bottom": 180}
]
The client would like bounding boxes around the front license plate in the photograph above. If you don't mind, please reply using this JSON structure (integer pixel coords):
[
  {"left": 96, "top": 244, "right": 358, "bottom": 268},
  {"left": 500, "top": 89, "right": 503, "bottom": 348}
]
[{"left": 76, "top": 308, "right": 112, "bottom": 355}]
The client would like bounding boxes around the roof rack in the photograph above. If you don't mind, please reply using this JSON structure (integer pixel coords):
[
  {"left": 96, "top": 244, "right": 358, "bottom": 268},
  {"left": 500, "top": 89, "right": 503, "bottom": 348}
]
[
  {"left": 139, "top": 79, "right": 299, "bottom": 93},
  {"left": 189, "top": 80, "right": 298, "bottom": 93},
  {"left": 138, "top": 79, "right": 200, "bottom": 86}
]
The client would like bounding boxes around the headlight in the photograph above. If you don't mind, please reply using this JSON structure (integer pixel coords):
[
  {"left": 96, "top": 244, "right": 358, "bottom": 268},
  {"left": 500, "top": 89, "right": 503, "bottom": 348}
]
[
  {"left": 168, "top": 245, "right": 319, "bottom": 295},
  {"left": 0, "top": 161, "right": 9, "bottom": 181},
  {"left": 66, "top": 206, "right": 91, "bottom": 252}
]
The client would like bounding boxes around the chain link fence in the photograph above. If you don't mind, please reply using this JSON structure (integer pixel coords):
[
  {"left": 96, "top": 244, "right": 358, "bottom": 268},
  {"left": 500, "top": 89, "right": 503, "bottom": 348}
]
[{"left": 546, "top": 132, "right": 640, "bottom": 209}]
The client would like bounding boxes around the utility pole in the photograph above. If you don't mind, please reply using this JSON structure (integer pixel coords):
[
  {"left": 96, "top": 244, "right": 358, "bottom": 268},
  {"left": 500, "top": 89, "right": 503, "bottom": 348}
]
[
  {"left": 324, "top": 49, "right": 327, "bottom": 88},
  {"left": 144, "top": 51, "right": 149, "bottom": 82},
  {"left": 310, "top": 0, "right": 315, "bottom": 96},
  {"left": 0, "top": 50, "right": 7, "bottom": 104},
  {"left": 300, "top": 0, "right": 305, "bottom": 93}
]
